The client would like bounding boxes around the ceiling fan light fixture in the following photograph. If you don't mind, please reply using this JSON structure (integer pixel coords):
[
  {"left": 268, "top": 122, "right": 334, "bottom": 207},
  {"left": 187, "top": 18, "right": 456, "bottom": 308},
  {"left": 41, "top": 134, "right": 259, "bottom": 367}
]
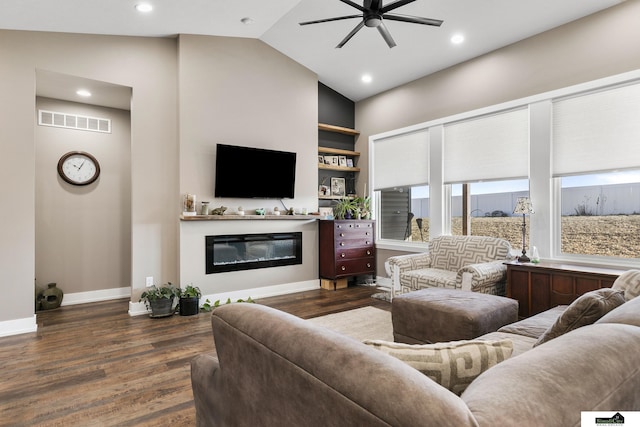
[
  {"left": 365, "top": 15, "right": 382, "bottom": 28},
  {"left": 361, "top": 74, "right": 373, "bottom": 83}
]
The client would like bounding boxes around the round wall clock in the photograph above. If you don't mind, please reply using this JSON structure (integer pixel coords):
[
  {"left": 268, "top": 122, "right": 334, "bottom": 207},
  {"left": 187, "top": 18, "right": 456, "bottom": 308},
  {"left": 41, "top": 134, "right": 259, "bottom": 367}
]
[{"left": 57, "top": 151, "right": 101, "bottom": 186}]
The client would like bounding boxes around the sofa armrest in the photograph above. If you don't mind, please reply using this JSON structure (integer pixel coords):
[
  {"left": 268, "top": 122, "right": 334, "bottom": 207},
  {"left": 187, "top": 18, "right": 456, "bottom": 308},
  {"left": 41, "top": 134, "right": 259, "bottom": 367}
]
[
  {"left": 191, "top": 353, "right": 222, "bottom": 427},
  {"left": 386, "top": 252, "right": 432, "bottom": 274},
  {"left": 457, "top": 260, "right": 507, "bottom": 292}
]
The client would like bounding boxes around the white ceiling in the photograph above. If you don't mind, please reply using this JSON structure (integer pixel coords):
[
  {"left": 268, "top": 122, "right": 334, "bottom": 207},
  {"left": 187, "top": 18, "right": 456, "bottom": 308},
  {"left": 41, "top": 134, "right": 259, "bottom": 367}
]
[{"left": 2, "top": 0, "right": 623, "bottom": 108}]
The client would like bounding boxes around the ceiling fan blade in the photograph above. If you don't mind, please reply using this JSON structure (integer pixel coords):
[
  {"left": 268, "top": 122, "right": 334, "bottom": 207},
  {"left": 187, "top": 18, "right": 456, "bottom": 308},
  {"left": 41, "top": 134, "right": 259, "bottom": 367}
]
[
  {"left": 336, "top": 20, "right": 366, "bottom": 48},
  {"left": 380, "top": 0, "right": 416, "bottom": 14},
  {"left": 377, "top": 22, "right": 397, "bottom": 48},
  {"left": 299, "top": 15, "right": 362, "bottom": 26},
  {"left": 339, "top": 0, "right": 366, "bottom": 12},
  {"left": 383, "top": 14, "right": 443, "bottom": 27}
]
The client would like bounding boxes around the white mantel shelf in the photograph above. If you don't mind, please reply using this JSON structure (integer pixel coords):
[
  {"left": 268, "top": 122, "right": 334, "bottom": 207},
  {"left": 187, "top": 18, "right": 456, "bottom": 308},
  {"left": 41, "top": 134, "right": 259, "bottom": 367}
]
[{"left": 180, "top": 214, "right": 318, "bottom": 221}]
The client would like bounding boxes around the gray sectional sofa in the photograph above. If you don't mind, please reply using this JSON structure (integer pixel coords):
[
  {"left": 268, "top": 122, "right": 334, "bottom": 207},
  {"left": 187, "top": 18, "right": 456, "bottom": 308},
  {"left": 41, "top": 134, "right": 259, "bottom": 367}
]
[{"left": 191, "top": 292, "right": 640, "bottom": 426}]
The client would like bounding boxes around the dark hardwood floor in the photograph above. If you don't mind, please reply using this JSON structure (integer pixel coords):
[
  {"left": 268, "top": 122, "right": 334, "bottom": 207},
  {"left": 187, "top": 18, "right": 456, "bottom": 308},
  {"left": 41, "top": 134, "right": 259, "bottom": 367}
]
[{"left": 0, "top": 285, "right": 389, "bottom": 426}]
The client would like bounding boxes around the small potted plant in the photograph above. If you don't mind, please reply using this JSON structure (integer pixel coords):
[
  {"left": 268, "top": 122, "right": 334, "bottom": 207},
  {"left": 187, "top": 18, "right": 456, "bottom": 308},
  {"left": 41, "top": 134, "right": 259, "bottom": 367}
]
[
  {"left": 333, "top": 197, "right": 357, "bottom": 220},
  {"left": 179, "top": 284, "right": 201, "bottom": 316},
  {"left": 139, "top": 282, "right": 180, "bottom": 318},
  {"left": 353, "top": 195, "right": 371, "bottom": 219}
]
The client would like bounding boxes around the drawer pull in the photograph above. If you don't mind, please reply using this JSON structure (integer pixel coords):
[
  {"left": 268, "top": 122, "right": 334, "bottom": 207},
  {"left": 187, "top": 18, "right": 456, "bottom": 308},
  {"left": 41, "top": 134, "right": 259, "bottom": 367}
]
[
  {"left": 341, "top": 266, "right": 346, "bottom": 271},
  {"left": 366, "top": 250, "right": 371, "bottom": 255},
  {"left": 340, "top": 233, "right": 345, "bottom": 237},
  {"left": 366, "top": 232, "right": 370, "bottom": 236},
  {"left": 337, "top": 225, "right": 342, "bottom": 229},
  {"left": 340, "top": 242, "right": 345, "bottom": 246},
  {"left": 341, "top": 253, "right": 345, "bottom": 258},
  {"left": 366, "top": 263, "right": 371, "bottom": 268},
  {"left": 356, "top": 224, "right": 360, "bottom": 228},
  {"left": 366, "top": 241, "right": 370, "bottom": 245}
]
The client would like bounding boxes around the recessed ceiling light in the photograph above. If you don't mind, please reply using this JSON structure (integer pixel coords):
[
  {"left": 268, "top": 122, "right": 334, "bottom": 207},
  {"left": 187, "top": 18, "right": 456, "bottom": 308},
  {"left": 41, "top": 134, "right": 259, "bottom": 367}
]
[
  {"left": 76, "top": 89, "right": 92, "bottom": 97},
  {"left": 240, "top": 17, "right": 255, "bottom": 25},
  {"left": 361, "top": 74, "right": 373, "bottom": 84},
  {"left": 451, "top": 34, "right": 465, "bottom": 45},
  {"left": 135, "top": 3, "right": 153, "bottom": 13}
]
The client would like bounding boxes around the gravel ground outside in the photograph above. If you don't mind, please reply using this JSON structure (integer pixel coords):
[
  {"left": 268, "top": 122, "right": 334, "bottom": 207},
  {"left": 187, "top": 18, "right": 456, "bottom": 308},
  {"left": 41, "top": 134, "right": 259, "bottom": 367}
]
[{"left": 409, "top": 215, "right": 640, "bottom": 259}]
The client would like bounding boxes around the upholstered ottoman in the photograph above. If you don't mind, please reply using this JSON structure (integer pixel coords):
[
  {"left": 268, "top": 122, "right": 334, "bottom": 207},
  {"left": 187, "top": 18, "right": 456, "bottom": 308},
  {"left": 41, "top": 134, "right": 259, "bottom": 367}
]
[{"left": 392, "top": 288, "right": 519, "bottom": 344}]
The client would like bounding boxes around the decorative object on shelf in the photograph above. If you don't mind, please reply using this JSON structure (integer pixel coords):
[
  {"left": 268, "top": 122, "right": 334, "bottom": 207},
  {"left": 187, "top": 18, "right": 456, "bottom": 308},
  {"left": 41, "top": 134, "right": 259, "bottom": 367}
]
[
  {"left": 331, "top": 177, "right": 346, "bottom": 197},
  {"left": 319, "top": 185, "right": 330, "bottom": 196},
  {"left": 286, "top": 207, "right": 295, "bottom": 215},
  {"left": 183, "top": 193, "right": 197, "bottom": 216},
  {"left": 346, "top": 159, "right": 354, "bottom": 167},
  {"left": 319, "top": 207, "right": 334, "bottom": 219},
  {"left": 200, "top": 201, "right": 210, "bottom": 215},
  {"left": 179, "top": 284, "right": 201, "bottom": 316},
  {"left": 318, "top": 155, "right": 324, "bottom": 164},
  {"left": 531, "top": 246, "right": 541, "bottom": 264},
  {"left": 338, "top": 156, "right": 347, "bottom": 166},
  {"left": 255, "top": 208, "right": 266, "bottom": 215},
  {"left": 139, "top": 282, "right": 180, "bottom": 318},
  {"left": 273, "top": 207, "right": 280, "bottom": 215},
  {"left": 39, "top": 282, "right": 64, "bottom": 310},
  {"left": 237, "top": 206, "right": 245, "bottom": 216},
  {"left": 210, "top": 206, "right": 227, "bottom": 215},
  {"left": 513, "top": 197, "right": 534, "bottom": 263},
  {"left": 57, "top": 151, "right": 100, "bottom": 186}
]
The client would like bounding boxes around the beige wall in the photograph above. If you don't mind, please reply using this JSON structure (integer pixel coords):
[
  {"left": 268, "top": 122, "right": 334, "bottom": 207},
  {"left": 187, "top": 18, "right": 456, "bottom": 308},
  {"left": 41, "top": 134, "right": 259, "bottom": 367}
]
[
  {"left": 35, "top": 97, "right": 131, "bottom": 295},
  {"left": 352, "top": 1, "right": 640, "bottom": 274},
  {"left": 177, "top": 35, "right": 319, "bottom": 295},
  {"left": 0, "top": 31, "right": 178, "bottom": 325}
]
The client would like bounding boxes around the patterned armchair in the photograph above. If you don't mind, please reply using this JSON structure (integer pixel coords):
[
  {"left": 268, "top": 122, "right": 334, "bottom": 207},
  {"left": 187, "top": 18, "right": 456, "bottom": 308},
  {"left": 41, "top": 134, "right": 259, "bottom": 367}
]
[{"left": 386, "top": 235, "right": 513, "bottom": 298}]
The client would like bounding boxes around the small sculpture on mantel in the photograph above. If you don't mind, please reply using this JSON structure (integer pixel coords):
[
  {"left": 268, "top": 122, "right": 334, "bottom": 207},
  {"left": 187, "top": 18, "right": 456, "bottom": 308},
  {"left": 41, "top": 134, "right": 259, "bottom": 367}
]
[{"left": 210, "top": 206, "right": 227, "bottom": 215}]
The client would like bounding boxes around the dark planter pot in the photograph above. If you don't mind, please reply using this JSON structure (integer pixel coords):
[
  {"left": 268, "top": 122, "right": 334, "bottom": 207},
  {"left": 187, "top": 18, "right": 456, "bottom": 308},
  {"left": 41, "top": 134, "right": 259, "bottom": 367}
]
[
  {"left": 179, "top": 297, "right": 199, "bottom": 316},
  {"left": 149, "top": 298, "right": 175, "bottom": 318}
]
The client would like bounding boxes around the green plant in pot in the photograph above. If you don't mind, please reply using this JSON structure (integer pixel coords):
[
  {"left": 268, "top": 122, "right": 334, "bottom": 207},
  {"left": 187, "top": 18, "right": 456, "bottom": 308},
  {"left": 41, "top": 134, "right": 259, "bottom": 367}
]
[
  {"left": 353, "top": 196, "right": 371, "bottom": 219},
  {"left": 179, "top": 284, "right": 201, "bottom": 316},
  {"left": 333, "top": 197, "right": 357, "bottom": 220},
  {"left": 139, "top": 282, "right": 180, "bottom": 318}
]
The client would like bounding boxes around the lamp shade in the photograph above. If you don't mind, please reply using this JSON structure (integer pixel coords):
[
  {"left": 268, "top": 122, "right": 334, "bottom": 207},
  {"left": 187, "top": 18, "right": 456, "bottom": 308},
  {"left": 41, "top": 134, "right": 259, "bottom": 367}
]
[{"left": 513, "top": 197, "right": 534, "bottom": 215}]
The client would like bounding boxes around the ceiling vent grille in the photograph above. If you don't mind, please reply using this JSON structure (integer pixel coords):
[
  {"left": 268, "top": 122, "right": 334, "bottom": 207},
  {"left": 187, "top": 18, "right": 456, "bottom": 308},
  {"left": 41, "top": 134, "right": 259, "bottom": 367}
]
[{"left": 38, "top": 110, "right": 111, "bottom": 134}]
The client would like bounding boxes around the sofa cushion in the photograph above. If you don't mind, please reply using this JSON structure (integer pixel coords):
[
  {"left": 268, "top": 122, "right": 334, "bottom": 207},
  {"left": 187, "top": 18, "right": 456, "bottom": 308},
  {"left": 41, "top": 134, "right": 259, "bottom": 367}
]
[
  {"left": 611, "top": 269, "right": 640, "bottom": 301},
  {"left": 401, "top": 268, "right": 458, "bottom": 290},
  {"left": 596, "top": 294, "right": 640, "bottom": 327},
  {"left": 363, "top": 338, "right": 513, "bottom": 395},
  {"left": 497, "top": 305, "right": 567, "bottom": 339},
  {"left": 534, "top": 288, "right": 625, "bottom": 346}
]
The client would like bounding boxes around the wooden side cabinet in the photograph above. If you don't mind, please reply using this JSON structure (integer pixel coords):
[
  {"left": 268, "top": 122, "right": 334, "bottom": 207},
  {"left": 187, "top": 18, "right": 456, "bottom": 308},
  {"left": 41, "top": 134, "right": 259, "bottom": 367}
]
[
  {"left": 319, "top": 219, "right": 375, "bottom": 290},
  {"left": 506, "top": 261, "right": 625, "bottom": 318}
]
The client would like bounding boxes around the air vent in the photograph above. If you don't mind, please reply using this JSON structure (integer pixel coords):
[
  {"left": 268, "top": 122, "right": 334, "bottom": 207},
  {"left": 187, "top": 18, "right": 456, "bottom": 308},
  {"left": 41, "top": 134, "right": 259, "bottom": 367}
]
[{"left": 38, "top": 109, "right": 111, "bottom": 134}]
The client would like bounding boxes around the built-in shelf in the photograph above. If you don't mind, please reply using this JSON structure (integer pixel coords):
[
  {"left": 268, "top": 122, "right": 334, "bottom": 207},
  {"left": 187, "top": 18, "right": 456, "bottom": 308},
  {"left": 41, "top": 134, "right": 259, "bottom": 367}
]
[
  {"left": 318, "top": 146, "right": 360, "bottom": 156},
  {"left": 318, "top": 123, "right": 360, "bottom": 136},
  {"left": 318, "top": 195, "right": 355, "bottom": 200},
  {"left": 180, "top": 214, "right": 316, "bottom": 221},
  {"left": 318, "top": 164, "right": 360, "bottom": 172}
]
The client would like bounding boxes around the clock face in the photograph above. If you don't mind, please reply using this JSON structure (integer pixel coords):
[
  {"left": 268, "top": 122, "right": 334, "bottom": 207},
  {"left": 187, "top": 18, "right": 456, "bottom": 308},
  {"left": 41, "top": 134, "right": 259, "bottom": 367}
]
[{"left": 57, "top": 151, "right": 101, "bottom": 186}]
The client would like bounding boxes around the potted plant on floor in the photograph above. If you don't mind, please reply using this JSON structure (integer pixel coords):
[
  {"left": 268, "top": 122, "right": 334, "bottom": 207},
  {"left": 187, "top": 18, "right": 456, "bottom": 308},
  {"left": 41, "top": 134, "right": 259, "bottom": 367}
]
[
  {"left": 139, "top": 282, "right": 180, "bottom": 318},
  {"left": 179, "top": 284, "right": 201, "bottom": 316}
]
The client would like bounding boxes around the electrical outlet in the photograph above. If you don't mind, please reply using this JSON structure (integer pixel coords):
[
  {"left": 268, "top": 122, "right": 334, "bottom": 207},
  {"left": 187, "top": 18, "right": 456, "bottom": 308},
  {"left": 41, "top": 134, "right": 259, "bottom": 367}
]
[{"left": 145, "top": 276, "right": 154, "bottom": 287}]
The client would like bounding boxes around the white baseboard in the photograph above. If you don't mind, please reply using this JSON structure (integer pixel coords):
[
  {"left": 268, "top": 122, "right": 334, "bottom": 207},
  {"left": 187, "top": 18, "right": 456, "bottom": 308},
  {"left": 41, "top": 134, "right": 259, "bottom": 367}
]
[
  {"left": 0, "top": 315, "right": 37, "bottom": 338},
  {"left": 61, "top": 287, "right": 131, "bottom": 306},
  {"left": 128, "top": 279, "right": 320, "bottom": 316}
]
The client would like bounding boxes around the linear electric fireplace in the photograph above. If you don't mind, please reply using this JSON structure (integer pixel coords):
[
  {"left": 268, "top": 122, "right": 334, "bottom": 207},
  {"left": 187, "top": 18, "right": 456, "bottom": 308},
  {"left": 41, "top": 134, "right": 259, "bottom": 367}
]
[{"left": 205, "top": 232, "right": 302, "bottom": 274}]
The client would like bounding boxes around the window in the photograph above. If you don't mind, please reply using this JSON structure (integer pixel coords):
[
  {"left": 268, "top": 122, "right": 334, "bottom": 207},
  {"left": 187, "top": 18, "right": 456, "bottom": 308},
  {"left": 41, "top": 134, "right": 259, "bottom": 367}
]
[
  {"left": 450, "top": 179, "right": 529, "bottom": 250},
  {"left": 558, "top": 171, "right": 640, "bottom": 259},
  {"left": 372, "top": 129, "right": 429, "bottom": 243}
]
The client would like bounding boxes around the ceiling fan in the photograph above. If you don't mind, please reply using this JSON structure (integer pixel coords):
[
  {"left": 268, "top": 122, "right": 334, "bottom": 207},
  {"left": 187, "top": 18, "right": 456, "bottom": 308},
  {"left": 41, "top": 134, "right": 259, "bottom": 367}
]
[{"left": 299, "top": 0, "right": 443, "bottom": 48}]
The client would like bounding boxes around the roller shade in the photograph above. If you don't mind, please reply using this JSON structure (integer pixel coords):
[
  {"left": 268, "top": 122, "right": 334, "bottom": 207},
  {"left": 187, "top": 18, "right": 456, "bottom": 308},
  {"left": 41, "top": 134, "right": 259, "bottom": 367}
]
[
  {"left": 372, "top": 129, "right": 429, "bottom": 191},
  {"left": 443, "top": 107, "right": 529, "bottom": 184},
  {"left": 552, "top": 81, "right": 640, "bottom": 176}
]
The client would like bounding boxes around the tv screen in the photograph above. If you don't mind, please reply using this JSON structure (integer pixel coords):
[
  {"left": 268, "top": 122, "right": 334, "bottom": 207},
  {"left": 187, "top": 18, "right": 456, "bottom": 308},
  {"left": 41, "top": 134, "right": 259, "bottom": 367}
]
[{"left": 214, "top": 144, "right": 297, "bottom": 199}]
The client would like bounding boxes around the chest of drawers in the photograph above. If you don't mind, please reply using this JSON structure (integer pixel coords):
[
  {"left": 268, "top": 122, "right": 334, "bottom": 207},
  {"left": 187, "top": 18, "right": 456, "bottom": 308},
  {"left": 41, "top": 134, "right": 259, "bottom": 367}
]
[{"left": 319, "top": 220, "right": 375, "bottom": 289}]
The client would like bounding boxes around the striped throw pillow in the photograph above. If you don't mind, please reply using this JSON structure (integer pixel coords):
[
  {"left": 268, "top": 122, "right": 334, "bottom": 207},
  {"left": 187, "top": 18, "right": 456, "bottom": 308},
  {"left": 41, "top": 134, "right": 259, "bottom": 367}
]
[{"left": 363, "top": 339, "right": 513, "bottom": 395}]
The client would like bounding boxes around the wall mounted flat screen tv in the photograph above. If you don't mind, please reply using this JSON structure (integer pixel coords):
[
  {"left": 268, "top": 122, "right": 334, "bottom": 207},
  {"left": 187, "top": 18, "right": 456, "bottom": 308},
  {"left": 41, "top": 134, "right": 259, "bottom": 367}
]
[{"left": 214, "top": 144, "right": 297, "bottom": 199}]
